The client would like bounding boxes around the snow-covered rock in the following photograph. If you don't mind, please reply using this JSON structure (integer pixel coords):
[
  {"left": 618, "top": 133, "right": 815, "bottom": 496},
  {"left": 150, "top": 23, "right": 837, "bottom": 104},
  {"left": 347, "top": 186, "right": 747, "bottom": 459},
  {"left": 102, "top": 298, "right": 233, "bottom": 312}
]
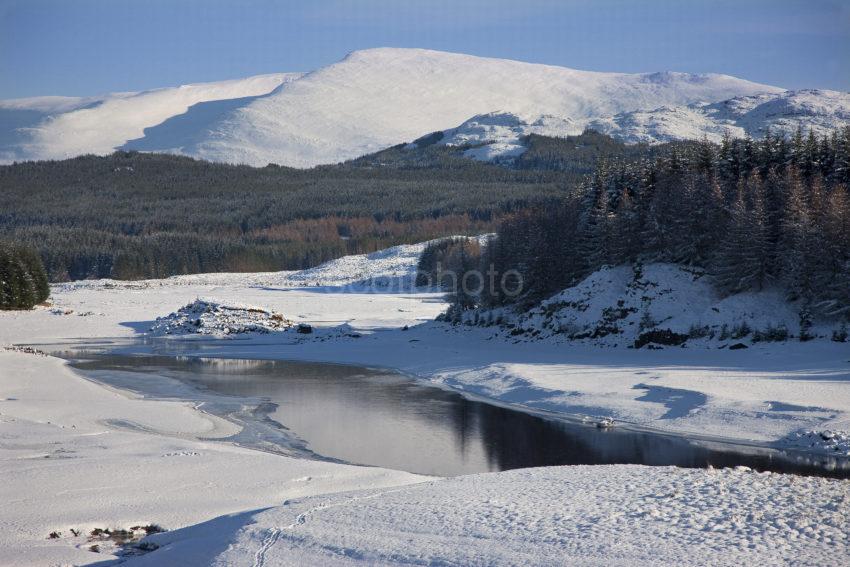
[
  {"left": 150, "top": 299, "right": 292, "bottom": 336},
  {"left": 782, "top": 430, "right": 850, "bottom": 457}
]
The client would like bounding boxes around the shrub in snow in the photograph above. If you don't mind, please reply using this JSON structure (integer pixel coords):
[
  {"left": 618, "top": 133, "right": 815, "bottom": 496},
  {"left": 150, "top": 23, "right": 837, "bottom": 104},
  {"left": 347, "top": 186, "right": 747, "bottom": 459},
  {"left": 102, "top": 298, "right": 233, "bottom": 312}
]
[
  {"left": 687, "top": 324, "right": 713, "bottom": 339},
  {"left": 752, "top": 324, "right": 790, "bottom": 343},
  {"left": 638, "top": 309, "right": 657, "bottom": 332},
  {"left": 730, "top": 321, "right": 752, "bottom": 339},
  {"left": 832, "top": 323, "right": 848, "bottom": 343},
  {"left": 798, "top": 309, "right": 815, "bottom": 342},
  {"left": 633, "top": 329, "right": 689, "bottom": 349}
]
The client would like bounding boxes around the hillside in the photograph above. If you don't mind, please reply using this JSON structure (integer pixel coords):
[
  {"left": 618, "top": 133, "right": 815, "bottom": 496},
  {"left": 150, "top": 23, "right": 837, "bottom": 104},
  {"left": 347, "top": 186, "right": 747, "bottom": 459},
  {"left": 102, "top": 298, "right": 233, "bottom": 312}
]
[
  {"left": 0, "top": 150, "right": 568, "bottom": 281},
  {"left": 461, "top": 263, "right": 845, "bottom": 348}
]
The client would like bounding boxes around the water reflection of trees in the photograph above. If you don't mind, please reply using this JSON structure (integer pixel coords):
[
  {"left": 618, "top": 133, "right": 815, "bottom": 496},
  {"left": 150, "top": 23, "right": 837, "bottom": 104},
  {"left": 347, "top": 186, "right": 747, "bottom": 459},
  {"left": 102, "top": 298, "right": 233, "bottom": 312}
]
[{"left": 72, "top": 354, "right": 850, "bottom": 479}]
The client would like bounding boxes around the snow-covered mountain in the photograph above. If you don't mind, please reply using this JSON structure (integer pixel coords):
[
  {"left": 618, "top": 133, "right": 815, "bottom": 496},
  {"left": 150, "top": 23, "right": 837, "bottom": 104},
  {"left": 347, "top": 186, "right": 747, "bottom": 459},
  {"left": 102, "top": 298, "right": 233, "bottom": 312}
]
[
  {"left": 588, "top": 89, "right": 850, "bottom": 144},
  {"left": 2, "top": 48, "right": 847, "bottom": 166},
  {"left": 171, "top": 48, "right": 782, "bottom": 167},
  {"left": 426, "top": 90, "right": 850, "bottom": 161}
]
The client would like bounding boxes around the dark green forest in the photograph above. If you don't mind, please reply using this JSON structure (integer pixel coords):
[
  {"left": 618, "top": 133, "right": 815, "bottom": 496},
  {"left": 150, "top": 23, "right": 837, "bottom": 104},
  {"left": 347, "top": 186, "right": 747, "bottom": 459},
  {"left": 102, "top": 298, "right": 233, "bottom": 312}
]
[
  {"left": 0, "top": 241, "right": 49, "bottom": 309},
  {"left": 447, "top": 128, "right": 850, "bottom": 321},
  {"left": 0, "top": 131, "right": 644, "bottom": 281}
]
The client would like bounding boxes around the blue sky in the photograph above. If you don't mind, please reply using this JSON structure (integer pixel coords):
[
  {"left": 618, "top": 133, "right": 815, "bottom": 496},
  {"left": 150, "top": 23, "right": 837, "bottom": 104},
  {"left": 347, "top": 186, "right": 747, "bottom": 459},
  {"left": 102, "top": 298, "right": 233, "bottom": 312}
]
[{"left": 1, "top": 0, "right": 847, "bottom": 98}]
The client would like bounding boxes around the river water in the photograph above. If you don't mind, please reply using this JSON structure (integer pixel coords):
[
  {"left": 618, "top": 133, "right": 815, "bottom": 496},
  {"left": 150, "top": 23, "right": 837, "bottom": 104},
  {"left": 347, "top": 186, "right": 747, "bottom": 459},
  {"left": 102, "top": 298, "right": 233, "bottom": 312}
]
[{"left": 45, "top": 344, "right": 849, "bottom": 479}]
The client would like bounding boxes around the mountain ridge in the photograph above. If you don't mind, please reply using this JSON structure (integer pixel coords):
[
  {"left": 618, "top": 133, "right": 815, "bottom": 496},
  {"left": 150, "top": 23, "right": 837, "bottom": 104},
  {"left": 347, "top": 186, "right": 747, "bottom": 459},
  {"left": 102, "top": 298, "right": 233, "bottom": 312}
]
[{"left": 4, "top": 47, "right": 848, "bottom": 167}]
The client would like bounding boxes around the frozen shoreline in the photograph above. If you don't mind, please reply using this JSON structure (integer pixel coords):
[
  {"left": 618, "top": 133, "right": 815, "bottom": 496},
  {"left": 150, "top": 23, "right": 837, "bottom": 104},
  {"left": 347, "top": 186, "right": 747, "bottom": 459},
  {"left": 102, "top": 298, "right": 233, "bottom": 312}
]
[{"left": 51, "top": 333, "right": 849, "bottom": 476}]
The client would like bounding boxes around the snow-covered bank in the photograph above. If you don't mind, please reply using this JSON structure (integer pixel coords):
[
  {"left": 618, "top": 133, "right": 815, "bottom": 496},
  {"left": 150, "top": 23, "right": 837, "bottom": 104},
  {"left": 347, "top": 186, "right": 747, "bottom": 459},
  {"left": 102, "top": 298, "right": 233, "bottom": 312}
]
[
  {"left": 119, "top": 465, "right": 849, "bottom": 566},
  {"left": 0, "top": 246, "right": 447, "bottom": 563},
  {"left": 0, "top": 350, "right": 423, "bottom": 565},
  {"left": 460, "top": 263, "right": 846, "bottom": 347}
]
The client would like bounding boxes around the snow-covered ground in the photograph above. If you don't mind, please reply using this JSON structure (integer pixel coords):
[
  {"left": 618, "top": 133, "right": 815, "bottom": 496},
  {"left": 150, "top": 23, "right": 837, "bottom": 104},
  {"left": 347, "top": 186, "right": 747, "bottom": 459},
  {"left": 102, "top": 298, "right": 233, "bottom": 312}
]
[
  {"left": 107, "top": 466, "right": 850, "bottom": 567},
  {"left": 0, "top": 350, "right": 424, "bottom": 565},
  {"left": 2, "top": 243, "right": 849, "bottom": 564}
]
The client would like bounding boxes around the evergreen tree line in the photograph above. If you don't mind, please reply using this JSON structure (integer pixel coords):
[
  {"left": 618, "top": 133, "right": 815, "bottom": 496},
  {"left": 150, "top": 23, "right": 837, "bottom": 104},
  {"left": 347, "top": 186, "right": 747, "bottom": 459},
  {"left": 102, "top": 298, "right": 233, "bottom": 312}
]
[
  {"left": 0, "top": 241, "right": 49, "bottom": 309},
  {"left": 471, "top": 128, "right": 850, "bottom": 319},
  {"left": 0, "top": 151, "right": 569, "bottom": 281},
  {"left": 416, "top": 237, "right": 483, "bottom": 289},
  {"left": 0, "top": 131, "right": 748, "bottom": 283}
]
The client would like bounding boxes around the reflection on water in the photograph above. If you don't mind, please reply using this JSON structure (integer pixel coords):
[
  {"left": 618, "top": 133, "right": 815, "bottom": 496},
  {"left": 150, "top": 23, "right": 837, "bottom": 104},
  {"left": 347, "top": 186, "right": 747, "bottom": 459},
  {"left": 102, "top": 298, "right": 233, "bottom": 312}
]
[{"left": 54, "top": 349, "right": 849, "bottom": 478}]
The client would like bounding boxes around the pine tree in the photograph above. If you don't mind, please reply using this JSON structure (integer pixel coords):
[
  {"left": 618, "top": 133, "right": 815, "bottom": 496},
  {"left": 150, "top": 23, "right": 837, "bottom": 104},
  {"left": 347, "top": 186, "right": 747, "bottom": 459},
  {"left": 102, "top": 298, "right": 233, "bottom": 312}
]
[
  {"left": 609, "top": 187, "right": 638, "bottom": 265},
  {"left": 579, "top": 181, "right": 612, "bottom": 270},
  {"left": 834, "top": 126, "right": 850, "bottom": 184},
  {"left": 712, "top": 176, "right": 769, "bottom": 292},
  {"left": 818, "top": 185, "right": 850, "bottom": 316}
]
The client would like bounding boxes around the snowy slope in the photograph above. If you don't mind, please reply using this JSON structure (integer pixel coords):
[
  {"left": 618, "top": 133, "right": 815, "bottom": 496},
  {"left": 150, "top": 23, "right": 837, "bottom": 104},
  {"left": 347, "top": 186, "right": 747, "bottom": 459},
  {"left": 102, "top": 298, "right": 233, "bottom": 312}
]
[
  {"left": 428, "top": 90, "right": 850, "bottom": 161},
  {"left": 181, "top": 48, "right": 781, "bottom": 166},
  {"left": 426, "top": 112, "right": 578, "bottom": 162},
  {"left": 52, "top": 240, "right": 436, "bottom": 293},
  {"left": 589, "top": 89, "right": 850, "bottom": 144},
  {"left": 0, "top": 48, "right": 782, "bottom": 166},
  {"left": 462, "top": 263, "right": 843, "bottom": 347},
  {"left": 0, "top": 73, "right": 298, "bottom": 163},
  {"left": 120, "top": 465, "right": 849, "bottom": 567}
]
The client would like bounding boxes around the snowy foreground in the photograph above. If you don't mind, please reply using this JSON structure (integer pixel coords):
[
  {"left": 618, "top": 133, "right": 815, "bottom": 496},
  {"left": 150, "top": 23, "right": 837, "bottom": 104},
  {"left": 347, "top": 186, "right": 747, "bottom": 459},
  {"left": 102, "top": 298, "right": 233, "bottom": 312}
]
[{"left": 1, "top": 242, "right": 849, "bottom": 565}]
